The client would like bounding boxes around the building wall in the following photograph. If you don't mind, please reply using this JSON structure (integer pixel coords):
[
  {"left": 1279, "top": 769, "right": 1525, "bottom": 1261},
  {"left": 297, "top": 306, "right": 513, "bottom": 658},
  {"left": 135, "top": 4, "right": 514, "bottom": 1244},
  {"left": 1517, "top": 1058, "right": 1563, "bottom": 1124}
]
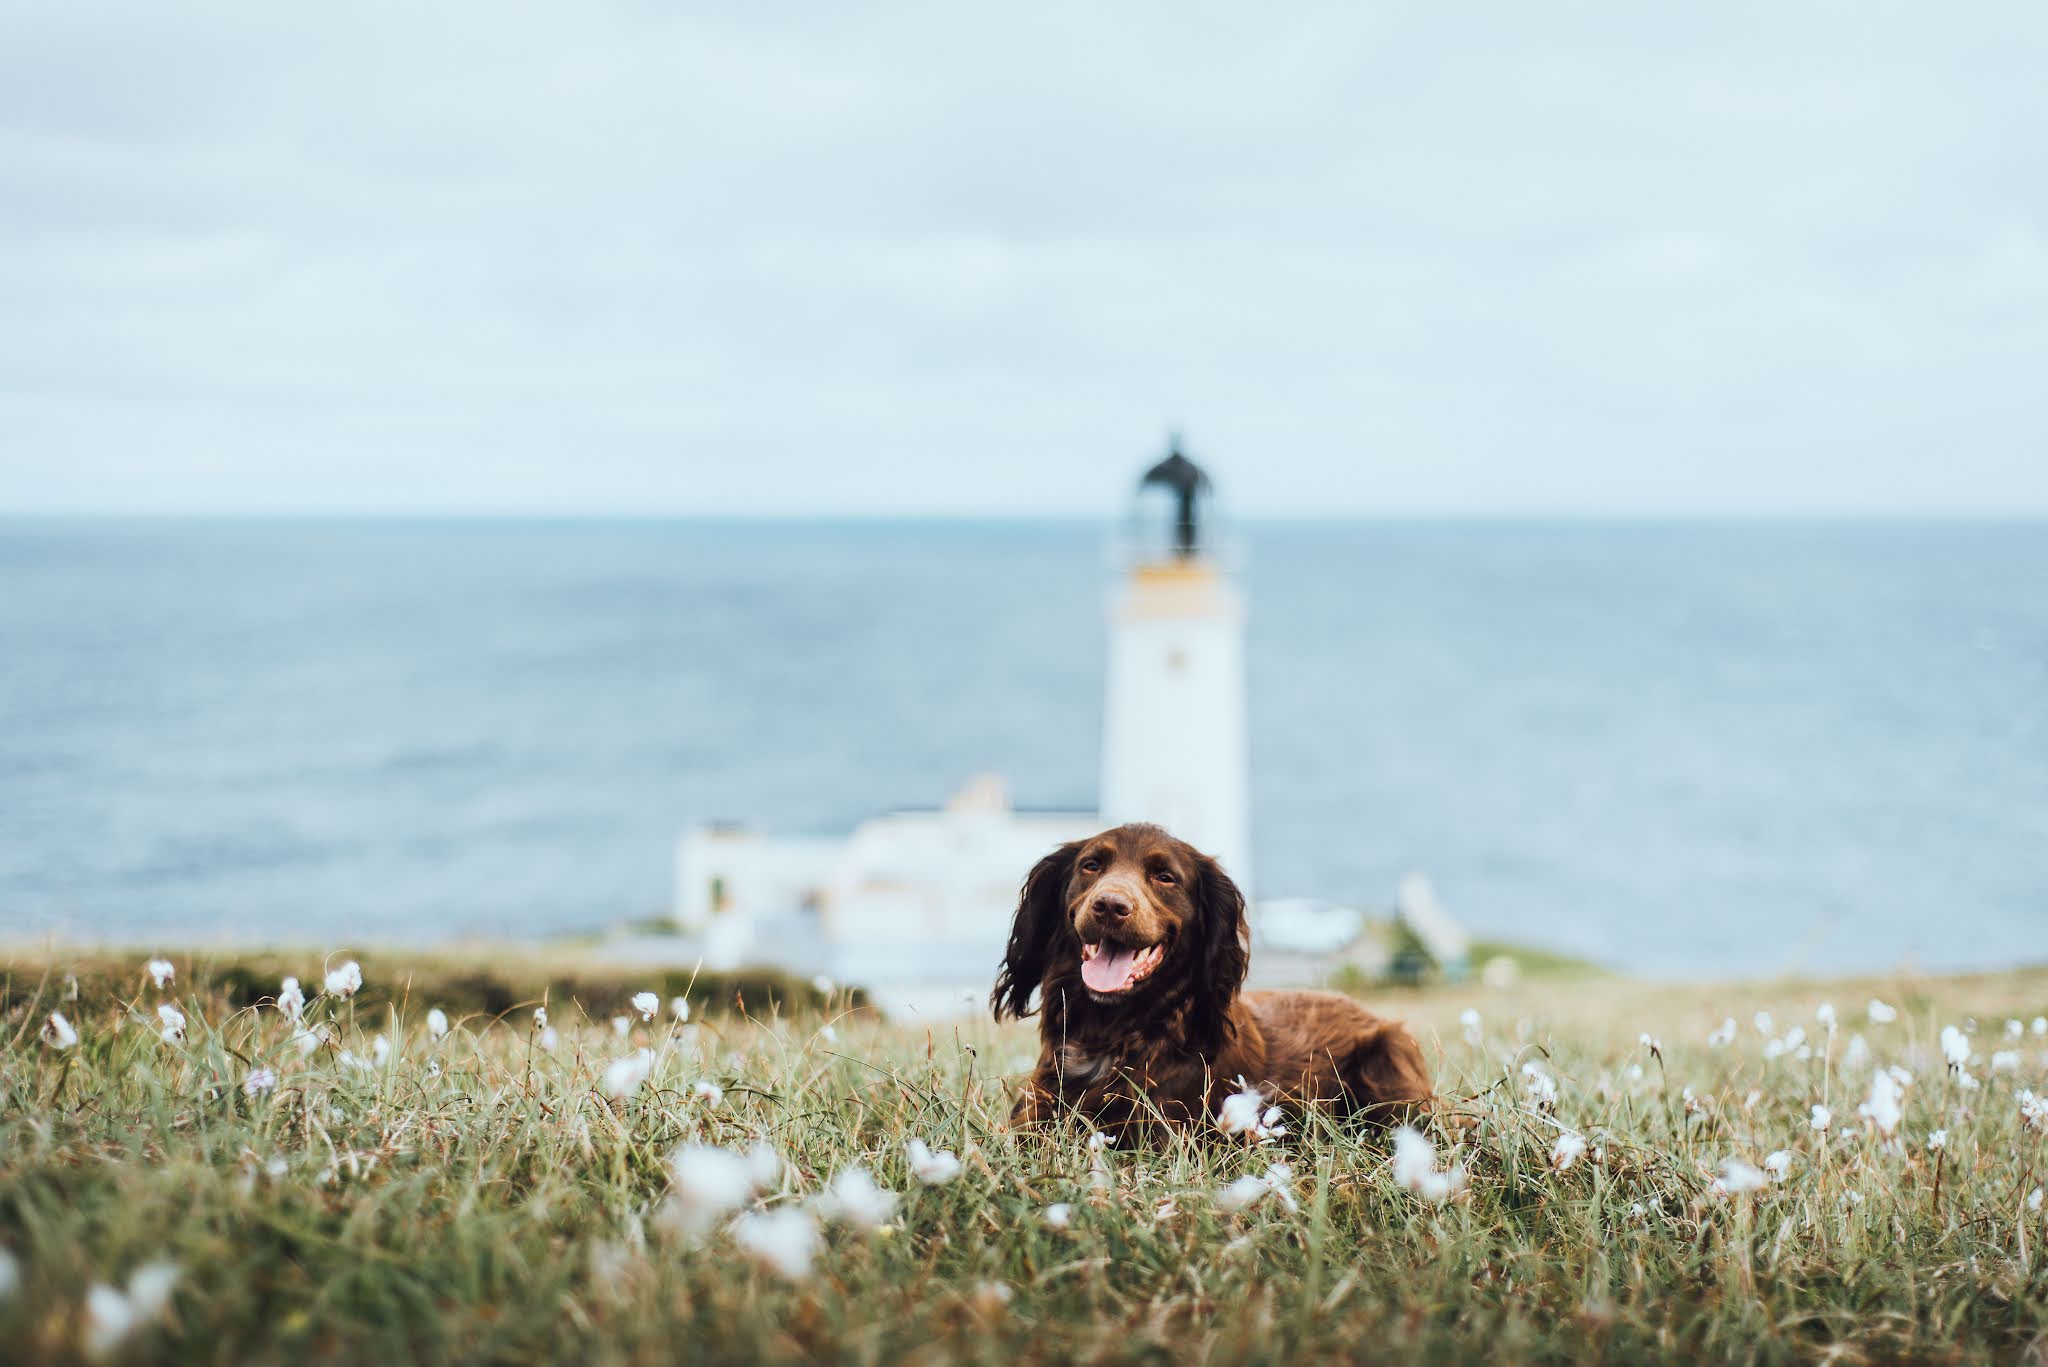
[
  {"left": 1100, "top": 562, "right": 1254, "bottom": 891},
  {"left": 675, "top": 807, "right": 1097, "bottom": 981}
]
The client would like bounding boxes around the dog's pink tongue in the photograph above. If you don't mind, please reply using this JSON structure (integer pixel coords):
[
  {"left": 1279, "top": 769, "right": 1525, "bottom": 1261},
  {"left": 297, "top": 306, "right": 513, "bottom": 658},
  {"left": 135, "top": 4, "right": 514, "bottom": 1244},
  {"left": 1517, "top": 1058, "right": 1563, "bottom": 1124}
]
[{"left": 1082, "top": 944, "right": 1138, "bottom": 993}]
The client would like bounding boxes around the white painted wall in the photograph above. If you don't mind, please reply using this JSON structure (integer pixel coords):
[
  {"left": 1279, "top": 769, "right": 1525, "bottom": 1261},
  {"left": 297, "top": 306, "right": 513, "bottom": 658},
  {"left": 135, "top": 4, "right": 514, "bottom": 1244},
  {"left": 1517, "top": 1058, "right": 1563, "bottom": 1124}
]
[
  {"left": 1099, "top": 561, "right": 1254, "bottom": 893},
  {"left": 674, "top": 781, "right": 1097, "bottom": 979}
]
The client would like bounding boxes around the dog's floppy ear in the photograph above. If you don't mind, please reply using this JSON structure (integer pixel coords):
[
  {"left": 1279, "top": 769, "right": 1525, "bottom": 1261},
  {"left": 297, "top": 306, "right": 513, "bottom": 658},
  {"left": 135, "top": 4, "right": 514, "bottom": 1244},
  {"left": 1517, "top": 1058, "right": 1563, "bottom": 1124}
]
[
  {"left": 1189, "top": 853, "right": 1250, "bottom": 1046},
  {"left": 991, "top": 840, "right": 1080, "bottom": 1021}
]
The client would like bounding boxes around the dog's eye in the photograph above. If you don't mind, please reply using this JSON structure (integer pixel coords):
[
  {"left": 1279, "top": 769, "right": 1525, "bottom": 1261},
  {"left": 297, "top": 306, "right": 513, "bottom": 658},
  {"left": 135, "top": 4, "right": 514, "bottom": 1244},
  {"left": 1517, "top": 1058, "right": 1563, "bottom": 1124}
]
[
  {"left": 1151, "top": 869, "right": 1176, "bottom": 885},
  {"left": 1079, "top": 858, "right": 1103, "bottom": 873}
]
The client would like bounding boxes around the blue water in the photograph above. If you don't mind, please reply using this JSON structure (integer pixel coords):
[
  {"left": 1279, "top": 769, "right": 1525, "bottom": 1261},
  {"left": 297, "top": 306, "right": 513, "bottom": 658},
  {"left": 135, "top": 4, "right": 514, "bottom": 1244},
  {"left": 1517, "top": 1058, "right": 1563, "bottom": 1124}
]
[{"left": 1, "top": 519, "right": 2043, "bottom": 977}]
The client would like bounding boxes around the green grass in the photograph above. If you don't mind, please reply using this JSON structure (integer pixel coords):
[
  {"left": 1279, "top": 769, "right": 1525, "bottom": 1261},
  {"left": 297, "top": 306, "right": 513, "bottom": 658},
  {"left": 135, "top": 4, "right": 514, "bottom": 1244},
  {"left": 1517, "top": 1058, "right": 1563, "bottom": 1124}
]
[
  {"left": 3, "top": 954, "right": 2046, "bottom": 1364},
  {"left": 1463, "top": 939, "right": 1609, "bottom": 982}
]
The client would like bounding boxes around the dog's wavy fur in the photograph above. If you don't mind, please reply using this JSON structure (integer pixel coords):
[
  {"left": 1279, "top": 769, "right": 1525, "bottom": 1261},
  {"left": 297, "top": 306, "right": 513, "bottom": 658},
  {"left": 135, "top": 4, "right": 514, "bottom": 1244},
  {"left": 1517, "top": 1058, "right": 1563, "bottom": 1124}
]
[{"left": 994, "top": 823, "right": 1433, "bottom": 1139}]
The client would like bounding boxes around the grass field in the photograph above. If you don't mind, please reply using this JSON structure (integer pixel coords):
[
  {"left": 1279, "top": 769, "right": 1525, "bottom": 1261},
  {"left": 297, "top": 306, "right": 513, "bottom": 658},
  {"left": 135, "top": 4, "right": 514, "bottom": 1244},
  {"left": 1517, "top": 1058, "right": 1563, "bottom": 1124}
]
[{"left": 3, "top": 951, "right": 2047, "bottom": 1364}]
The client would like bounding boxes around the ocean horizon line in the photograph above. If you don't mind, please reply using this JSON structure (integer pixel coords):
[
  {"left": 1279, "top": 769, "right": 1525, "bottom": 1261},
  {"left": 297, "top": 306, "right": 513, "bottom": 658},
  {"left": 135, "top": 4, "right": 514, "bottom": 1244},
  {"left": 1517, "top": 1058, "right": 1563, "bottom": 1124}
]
[{"left": 4, "top": 510, "right": 2045, "bottom": 528}]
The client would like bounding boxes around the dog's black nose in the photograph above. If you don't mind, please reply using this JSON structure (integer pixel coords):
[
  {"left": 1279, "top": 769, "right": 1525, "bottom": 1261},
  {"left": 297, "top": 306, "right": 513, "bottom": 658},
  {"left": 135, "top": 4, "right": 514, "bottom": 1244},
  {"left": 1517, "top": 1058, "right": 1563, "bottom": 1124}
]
[{"left": 1092, "top": 892, "right": 1132, "bottom": 919}]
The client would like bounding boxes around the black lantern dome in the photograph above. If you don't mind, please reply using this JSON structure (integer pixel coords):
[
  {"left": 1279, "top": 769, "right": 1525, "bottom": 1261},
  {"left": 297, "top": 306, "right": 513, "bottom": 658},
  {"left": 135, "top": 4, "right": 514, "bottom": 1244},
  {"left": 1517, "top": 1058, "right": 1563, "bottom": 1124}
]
[{"left": 1137, "top": 435, "right": 1211, "bottom": 560}]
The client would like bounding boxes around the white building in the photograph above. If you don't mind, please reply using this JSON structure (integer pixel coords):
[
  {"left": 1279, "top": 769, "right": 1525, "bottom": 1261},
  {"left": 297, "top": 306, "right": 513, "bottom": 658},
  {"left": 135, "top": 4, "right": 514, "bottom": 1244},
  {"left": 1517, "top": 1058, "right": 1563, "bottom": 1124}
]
[
  {"left": 676, "top": 775, "right": 1098, "bottom": 1006},
  {"left": 673, "top": 441, "right": 1287, "bottom": 1010}
]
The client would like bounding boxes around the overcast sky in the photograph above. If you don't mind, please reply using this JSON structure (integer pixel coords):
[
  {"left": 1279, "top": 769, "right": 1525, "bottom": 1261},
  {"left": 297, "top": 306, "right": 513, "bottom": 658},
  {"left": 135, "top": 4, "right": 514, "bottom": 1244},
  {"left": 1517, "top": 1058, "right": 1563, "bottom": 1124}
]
[{"left": 2, "top": 3, "right": 2044, "bottom": 517}]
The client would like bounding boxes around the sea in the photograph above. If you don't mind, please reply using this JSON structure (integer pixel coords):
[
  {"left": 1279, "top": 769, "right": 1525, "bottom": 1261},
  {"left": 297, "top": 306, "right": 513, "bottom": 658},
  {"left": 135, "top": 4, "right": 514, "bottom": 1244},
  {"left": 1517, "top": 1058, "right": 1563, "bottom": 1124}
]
[{"left": 1, "top": 518, "right": 2043, "bottom": 979}]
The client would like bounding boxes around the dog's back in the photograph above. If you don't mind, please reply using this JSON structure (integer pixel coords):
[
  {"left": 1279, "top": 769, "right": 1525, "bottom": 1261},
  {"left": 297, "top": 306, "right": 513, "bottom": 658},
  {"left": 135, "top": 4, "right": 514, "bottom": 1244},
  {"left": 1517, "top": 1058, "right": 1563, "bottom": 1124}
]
[{"left": 1242, "top": 989, "right": 1433, "bottom": 1121}]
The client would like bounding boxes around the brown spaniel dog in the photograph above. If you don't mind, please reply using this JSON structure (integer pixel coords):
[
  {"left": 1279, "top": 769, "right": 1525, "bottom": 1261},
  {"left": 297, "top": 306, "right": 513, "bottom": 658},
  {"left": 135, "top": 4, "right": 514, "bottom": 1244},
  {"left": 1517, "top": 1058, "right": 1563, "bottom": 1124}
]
[{"left": 993, "top": 822, "right": 1432, "bottom": 1139}]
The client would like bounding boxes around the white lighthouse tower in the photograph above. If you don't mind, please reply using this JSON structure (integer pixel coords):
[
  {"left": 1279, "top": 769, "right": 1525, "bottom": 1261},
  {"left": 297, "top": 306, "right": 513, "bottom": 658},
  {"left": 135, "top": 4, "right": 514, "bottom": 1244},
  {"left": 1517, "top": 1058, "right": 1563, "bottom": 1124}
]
[{"left": 1099, "top": 440, "right": 1254, "bottom": 892}]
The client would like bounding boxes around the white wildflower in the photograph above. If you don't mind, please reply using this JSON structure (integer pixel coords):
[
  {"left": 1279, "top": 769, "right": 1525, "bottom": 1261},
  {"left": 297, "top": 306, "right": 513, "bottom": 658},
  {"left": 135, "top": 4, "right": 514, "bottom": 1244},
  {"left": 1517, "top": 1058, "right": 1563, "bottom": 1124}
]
[
  {"left": 1763, "top": 1150, "right": 1792, "bottom": 1180},
  {"left": 905, "top": 1138, "right": 963, "bottom": 1186},
  {"left": 1859, "top": 1069, "right": 1903, "bottom": 1136},
  {"left": 1867, "top": 998, "right": 1898, "bottom": 1024},
  {"left": 1550, "top": 1132, "right": 1588, "bottom": 1172},
  {"left": 1216, "top": 1162, "right": 1298, "bottom": 1214},
  {"left": 1766, "top": 1026, "right": 1807, "bottom": 1061},
  {"left": 243, "top": 1067, "right": 277, "bottom": 1098},
  {"left": 145, "top": 958, "right": 174, "bottom": 989},
  {"left": 533, "top": 1006, "right": 548, "bottom": 1030},
  {"left": 1390, "top": 1125, "right": 1466, "bottom": 1202},
  {"left": 1256, "top": 1105, "right": 1289, "bottom": 1142},
  {"left": 43, "top": 1011, "right": 78, "bottom": 1049},
  {"left": 1816, "top": 1002, "right": 1836, "bottom": 1030},
  {"left": 292, "top": 1026, "right": 325, "bottom": 1058},
  {"left": 661, "top": 1144, "right": 763, "bottom": 1239},
  {"left": 2018, "top": 1090, "right": 2047, "bottom": 1132},
  {"left": 2030, "top": 1187, "right": 2045, "bottom": 1212},
  {"left": 538, "top": 1026, "right": 559, "bottom": 1052},
  {"left": 603, "top": 1049, "right": 654, "bottom": 1098},
  {"left": 1521, "top": 1061, "right": 1559, "bottom": 1108},
  {"left": 1926, "top": 1129, "right": 1947, "bottom": 1151},
  {"left": 610, "top": 1016, "right": 630, "bottom": 1037},
  {"left": 2006, "top": 1019, "right": 2025, "bottom": 1040},
  {"left": 1639, "top": 1032, "right": 1661, "bottom": 1055},
  {"left": 818, "top": 1024, "right": 838, "bottom": 1044},
  {"left": 1390, "top": 1127, "right": 1434, "bottom": 1191},
  {"left": 691, "top": 1079, "right": 724, "bottom": 1107},
  {"left": 1843, "top": 1034, "right": 1871, "bottom": 1069},
  {"left": 1956, "top": 1068, "right": 1981, "bottom": 1092},
  {"left": 1706, "top": 1017, "right": 1737, "bottom": 1048},
  {"left": 83, "top": 1261, "right": 179, "bottom": 1360},
  {"left": 811, "top": 974, "right": 834, "bottom": 996},
  {"left": 2034, "top": 1017, "right": 2047, "bottom": 1036},
  {"left": 1991, "top": 1049, "right": 2020, "bottom": 1074},
  {"left": 816, "top": 1167, "right": 897, "bottom": 1231},
  {"left": 125, "top": 1262, "right": 179, "bottom": 1320},
  {"left": 1459, "top": 1008, "right": 1482, "bottom": 1046},
  {"left": 371, "top": 1034, "right": 391, "bottom": 1066},
  {"left": 1043, "top": 1202, "right": 1074, "bottom": 1230},
  {"left": 426, "top": 1008, "right": 450, "bottom": 1039},
  {"left": 732, "top": 1209, "right": 818, "bottom": 1279},
  {"left": 83, "top": 1285, "right": 141, "bottom": 1360},
  {"left": 1754, "top": 1011, "right": 1774, "bottom": 1036},
  {"left": 631, "top": 991, "right": 659, "bottom": 1021},
  {"left": 276, "top": 977, "right": 305, "bottom": 1023},
  {"left": 1810, "top": 1104, "right": 1832, "bottom": 1132},
  {"left": 1714, "top": 1158, "right": 1768, "bottom": 1196},
  {"left": 1887, "top": 1064, "right": 1914, "bottom": 1090},
  {"left": 670, "top": 996, "right": 690, "bottom": 1022},
  {"left": 156, "top": 1003, "right": 186, "bottom": 1044},
  {"left": 323, "top": 961, "right": 362, "bottom": 999},
  {"left": 1216, "top": 1077, "right": 1266, "bottom": 1136},
  {"left": 746, "top": 1142, "right": 782, "bottom": 1191},
  {"left": 1940, "top": 1025, "right": 1971, "bottom": 1068}
]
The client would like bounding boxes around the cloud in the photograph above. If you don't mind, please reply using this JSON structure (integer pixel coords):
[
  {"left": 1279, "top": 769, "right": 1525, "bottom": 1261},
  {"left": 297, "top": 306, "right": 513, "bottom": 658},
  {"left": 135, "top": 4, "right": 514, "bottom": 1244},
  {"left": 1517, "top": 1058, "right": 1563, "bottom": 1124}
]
[{"left": 1, "top": 1, "right": 2043, "bottom": 514}]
